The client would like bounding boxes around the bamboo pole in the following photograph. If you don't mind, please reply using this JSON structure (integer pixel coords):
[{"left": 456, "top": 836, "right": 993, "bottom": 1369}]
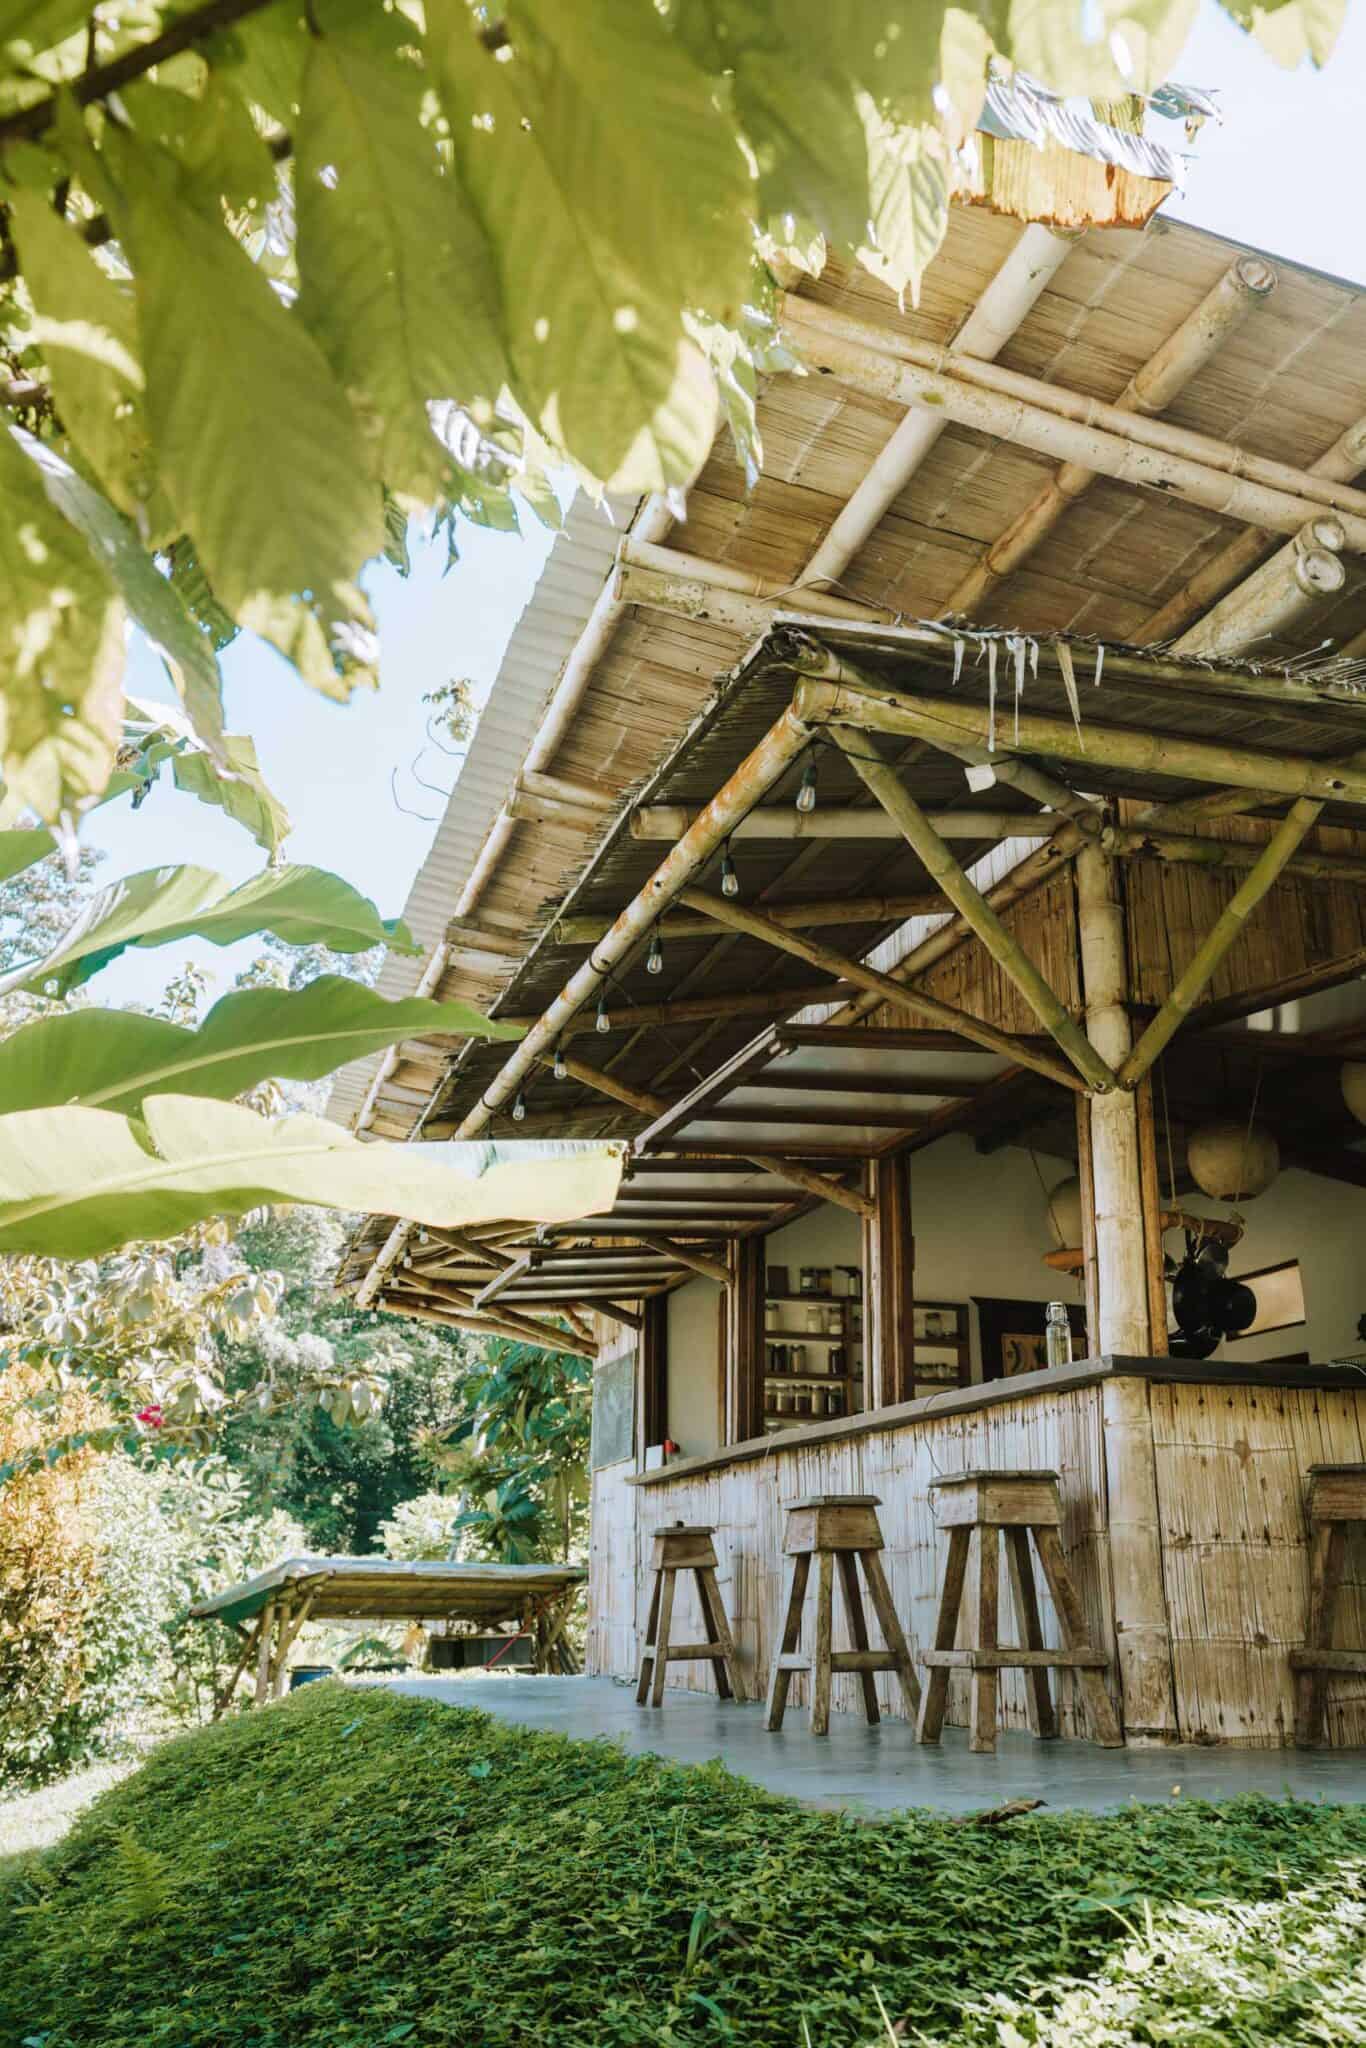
[
  {"left": 1135, "top": 1078, "right": 1169, "bottom": 1357},
  {"left": 818, "top": 738, "right": 1119, "bottom": 1090},
  {"left": 629, "top": 805, "right": 1054, "bottom": 842},
  {"left": 937, "top": 255, "right": 1275, "bottom": 616},
  {"left": 1136, "top": 410, "right": 1366, "bottom": 645},
  {"left": 1104, "top": 818, "right": 1366, "bottom": 884},
  {"left": 496, "top": 981, "right": 855, "bottom": 1036},
  {"left": 1074, "top": 843, "right": 1179, "bottom": 1743},
  {"left": 1170, "top": 517, "right": 1346, "bottom": 659},
  {"left": 631, "top": 1235, "right": 732, "bottom": 1286},
  {"left": 1119, "top": 798, "right": 1325, "bottom": 1086},
  {"left": 213, "top": 1614, "right": 265, "bottom": 1720},
  {"left": 554, "top": 890, "right": 943, "bottom": 945},
  {"left": 791, "top": 659, "right": 1366, "bottom": 809},
  {"left": 676, "top": 885, "right": 1085, "bottom": 1092},
  {"left": 381, "top": 1295, "right": 600, "bottom": 1355},
  {"left": 253, "top": 1596, "right": 278, "bottom": 1706},
  {"left": 780, "top": 294, "right": 1366, "bottom": 551}
]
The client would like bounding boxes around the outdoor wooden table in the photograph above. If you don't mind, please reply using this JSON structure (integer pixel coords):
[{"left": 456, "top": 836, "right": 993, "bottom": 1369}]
[{"left": 191, "top": 1556, "right": 587, "bottom": 1712}]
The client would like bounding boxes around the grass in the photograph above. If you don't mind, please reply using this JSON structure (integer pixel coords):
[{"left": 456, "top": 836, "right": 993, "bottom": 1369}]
[
  {"left": 0, "top": 1759, "right": 136, "bottom": 1885},
  {"left": 2, "top": 1683, "right": 1365, "bottom": 2047}
]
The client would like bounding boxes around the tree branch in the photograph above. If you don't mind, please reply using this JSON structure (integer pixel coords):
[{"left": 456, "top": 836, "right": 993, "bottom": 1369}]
[{"left": 0, "top": 0, "right": 283, "bottom": 145}]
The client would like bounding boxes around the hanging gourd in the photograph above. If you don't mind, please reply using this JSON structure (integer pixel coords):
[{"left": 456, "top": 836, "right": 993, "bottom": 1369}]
[
  {"left": 1187, "top": 1120, "right": 1280, "bottom": 1201},
  {"left": 1044, "top": 1174, "right": 1084, "bottom": 1248},
  {"left": 1340, "top": 1061, "right": 1366, "bottom": 1127}
]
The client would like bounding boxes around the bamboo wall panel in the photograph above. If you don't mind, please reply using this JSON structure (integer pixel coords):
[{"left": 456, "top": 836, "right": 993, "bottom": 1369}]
[
  {"left": 858, "top": 870, "right": 1079, "bottom": 1038},
  {"left": 1151, "top": 1380, "right": 1366, "bottom": 1747},
  {"left": 586, "top": 1385, "right": 1117, "bottom": 1739},
  {"left": 1124, "top": 813, "right": 1366, "bottom": 1012}
]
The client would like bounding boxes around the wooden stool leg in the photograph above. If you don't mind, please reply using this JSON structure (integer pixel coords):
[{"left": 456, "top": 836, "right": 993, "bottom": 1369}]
[
  {"left": 764, "top": 1551, "right": 810, "bottom": 1731},
  {"left": 696, "top": 1565, "right": 745, "bottom": 1703},
  {"left": 1296, "top": 1521, "right": 1348, "bottom": 1748},
  {"left": 1005, "top": 1526, "right": 1057, "bottom": 1739},
  {"left": 859, "top": 1547, "right": 922, "bottom": 1718},
  {"left": 635, "top": 1571, "right": 662, "bottom": 1704},
  {"left": 650, "top": 1566, "right": 677, "bottom": 1708},
  {"left": 1033, "top": 1525, "right": 1123, "bottom": 1747},
  {"left": 970, "top": 1528, "right": 1000, "bottom": 1754},
  {"left": 836, "top": 1551, "right": 880, "bottom": 1724},
  {"left": 810, "top": 1548, "right": 835, "bottom": 1736},
  {"left": 918, "top": 1525, "right": 970, "bottom": 1745}
]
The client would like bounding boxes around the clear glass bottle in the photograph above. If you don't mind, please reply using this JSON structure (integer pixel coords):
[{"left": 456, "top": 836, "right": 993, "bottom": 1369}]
[{"left": 1045, "top": 1300, "right": 1072, "bottom": 1369}]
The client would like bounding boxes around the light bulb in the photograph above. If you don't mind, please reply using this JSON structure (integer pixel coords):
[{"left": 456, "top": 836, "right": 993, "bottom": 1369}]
[
  {"left": 595, "top": 992, "right": 611, "bottom": 1033},
  {"left": 720, "top": 843, "right": 739, "bottom": 899},
  {"left": 646, "top": 929, "right": 664, "bottom": 975},
  {"left": 511, "top": 1091, "right": 526, "bottom": 1122},
  {"left": 796, "top": 759, "right": 817, "bottom": 814},
  {"left": 553, "top": 1043, "right": 567, "bottom": 1080}
]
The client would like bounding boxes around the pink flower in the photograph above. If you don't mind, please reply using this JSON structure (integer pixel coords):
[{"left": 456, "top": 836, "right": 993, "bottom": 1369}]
[{"left": 136, "top": 1405, "right": 164, "bottom": 1429}]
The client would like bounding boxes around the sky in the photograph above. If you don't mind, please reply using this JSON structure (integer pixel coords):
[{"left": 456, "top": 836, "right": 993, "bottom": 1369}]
[{"left": 78, "top": 0, "right": 1366, "bottom": 1010}]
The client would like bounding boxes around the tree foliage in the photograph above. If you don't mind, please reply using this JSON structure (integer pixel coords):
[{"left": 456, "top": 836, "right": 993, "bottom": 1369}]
[
  {"left": 0, "top": 0, "right": 1345, "bottom": 819},
  {"left": 425, "top": 1337, "right": 592, "bottom": 1563}
]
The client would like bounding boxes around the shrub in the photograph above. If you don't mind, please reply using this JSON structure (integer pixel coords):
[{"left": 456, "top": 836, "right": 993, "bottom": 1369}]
[
  {"left": 377, "top": 1489, "right": 459, "bottom": 1561},
  {"left": 4, "top": 1685, "right": 1366, "bottom": 2047}
]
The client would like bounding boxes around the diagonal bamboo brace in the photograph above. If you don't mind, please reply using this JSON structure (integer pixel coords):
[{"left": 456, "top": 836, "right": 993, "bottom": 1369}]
[
  {"left": 676, "top": 888, "right": 1084, "bottom": 1094},
  {"left": 1118, "top": 798, "right": 1325, "bottom": 1087},
  {"left": 822, "top": 730, "right": 1119, "bottom": 1092}
]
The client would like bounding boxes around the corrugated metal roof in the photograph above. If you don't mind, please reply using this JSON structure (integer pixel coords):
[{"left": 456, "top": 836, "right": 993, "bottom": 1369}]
[{"left": 327, "top": 491, "right": 633, "bottom": 1126}]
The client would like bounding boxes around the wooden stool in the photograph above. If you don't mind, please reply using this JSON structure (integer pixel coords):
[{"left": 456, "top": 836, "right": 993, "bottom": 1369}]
[
  {"left": 635, "top": 1523, "right": 744, "bottom": 1706},
  {"left": 918, "top": 1470, "right": 1122, "bottom": 1755},
  {"left": 1292, "top": 1464, "right": 1366, "bottom": 1748},
  {"left": 764, "top": 1494, "right": 920, "bottom": 1735}
]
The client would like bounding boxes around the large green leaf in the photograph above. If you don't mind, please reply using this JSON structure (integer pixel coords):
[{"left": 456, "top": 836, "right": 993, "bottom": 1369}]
[
  {"left": 100, "top": 128, "right": 384, "bottom": 652},
  {"left": 431, "top": 0, "right": 734, "bottom": 491},
  {"left": 856, "top": 104, "right": 950, "bottom": 307},
  {"left": 0, "top": 425, "right": 126, "bottom": 821},
  {"left": 170, "top": 735, "right": 291, "bottom": 855},
  {"left": 6, "top": 189, "right": 156, "bottom": 525},
  {"left": 20, "top": 434, "right": 227, "bottom": 757},
  {"left": 296, "top": 26, "right": 508, "bottom": 502},
  {"left": 1222, "top": 0, "right": 1346, "bottom": 66},
  {"left": 0, "top": 1094, "right": 624, "bottom": 1256},
  {"left": 0, "top": 978, "right": 520, "bottom": 1115},
  {"left": 1, "top": 862, "right": 418, "bottom": 1000}
]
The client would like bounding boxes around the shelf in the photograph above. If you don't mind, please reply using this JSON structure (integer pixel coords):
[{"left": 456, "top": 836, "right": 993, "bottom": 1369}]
[
  {"left": 765, "top": 1291, "right": 862, "bottom": 1306},
  {"left": 766, "top": 1328, "right": 860, "bottom": 1345},
  {"left": 764, "top": 1372, "right": 860, "bottom": 1385}
]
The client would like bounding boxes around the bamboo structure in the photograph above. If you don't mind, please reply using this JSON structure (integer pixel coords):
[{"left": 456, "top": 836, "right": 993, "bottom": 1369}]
[
  {"left": 1074, "top": 843, "right": 1178, "bottom": 1742},
  {"left": 781, "top": 295, "right": 1366, "bottom": 551},
  {"left": 792, "top": 662, "right": 1366, "bottom": 808},
  {"left": 675, "top": 885, "right": 1082, "bottom": 1090},
  {"left": 826, "top": 732, "right": 1118, "bottom": 1090},
  {"left": 937, "top": 255, "right": 1276, "bottom": 616},
  {"left": 630, "top": 806, "right": 1056, "bottom": 842},
  {"left": 1120, "top": 799, "right": 1326, "bottom": 1085}
]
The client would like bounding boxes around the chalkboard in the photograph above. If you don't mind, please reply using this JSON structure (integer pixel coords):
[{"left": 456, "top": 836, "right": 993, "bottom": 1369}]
[{"left": 590, "top": 1349, "right": 635, "bottom": 1469}]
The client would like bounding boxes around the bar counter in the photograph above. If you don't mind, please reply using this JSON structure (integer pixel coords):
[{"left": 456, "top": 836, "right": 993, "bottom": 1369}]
[{"left": 587, "top": 1356, "right": 1366, "bottom": 1747}]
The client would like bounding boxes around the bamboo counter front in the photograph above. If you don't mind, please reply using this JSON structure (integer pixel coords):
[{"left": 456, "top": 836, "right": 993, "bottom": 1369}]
[{"left": 586, "top": 1359, "right": 1366, "bottom": 1747}]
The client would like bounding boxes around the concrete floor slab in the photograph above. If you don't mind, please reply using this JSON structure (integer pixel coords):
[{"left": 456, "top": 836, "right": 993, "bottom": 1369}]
[{"left": 378, "top": 1674, "right": 1366, "bottom": 1816}]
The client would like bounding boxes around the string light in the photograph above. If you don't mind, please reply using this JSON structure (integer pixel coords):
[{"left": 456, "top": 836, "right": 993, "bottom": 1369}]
[
  {"left": 511, "top": 1089, "right": 527, "bottom": 1122},
  {"left": 720, "top": 839, "right": 740, "bottom": 899},
  {"left": 553, "top": 1042, "right": 568, "bottom": 1080},
  {"left": 646, "top": 928, "right": 664, "bottom": 975},
  {"left": 595, "top": 990, "right": 612, "bottom": 1033},
  {"left": 796, "top": 757, "right": 818, "bottom": 814}
]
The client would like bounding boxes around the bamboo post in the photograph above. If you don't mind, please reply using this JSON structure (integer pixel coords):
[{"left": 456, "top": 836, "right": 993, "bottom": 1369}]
[
  {"left": 253, "top": 1596, "right": 278, "bottom": 1707},
  {"left": 825, "top": 731, "right": 1119, "bottom": 1090},
  {"left": 676, "top": 886, "right": 1084, "bottom": 1092},
  {"left": 863, "top": 1154, "right": 914, "bottom": 1408},
  {"left": 213, "top": 1616, "right": 264, "bottom": 1721},
  {"left": 1135, "top": 1079, "right": 1169, "bottom": 1356},
  {"left": 1119, "top": 798, "right": 1324, "bottom": 1086},
  {"left": 632, "top": 1235, "right": 732, "bottom": 1286},
  {"left": 1074, "top": 844, "right": 1179, "bottom": 1743}
]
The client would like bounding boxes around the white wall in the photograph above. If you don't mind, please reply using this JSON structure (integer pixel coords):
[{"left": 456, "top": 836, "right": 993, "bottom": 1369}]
[
  {"left": 660, "top": 1141, "right": 1365, "bottom": 1445},
  {"left": 665, "top": 1277, "right": 723, "bottom": 1457}
]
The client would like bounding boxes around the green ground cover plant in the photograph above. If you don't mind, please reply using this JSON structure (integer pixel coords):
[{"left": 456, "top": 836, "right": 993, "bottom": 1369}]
[{"left": 3, "top": 1686, "right": 1365, "bottom": 2047}]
